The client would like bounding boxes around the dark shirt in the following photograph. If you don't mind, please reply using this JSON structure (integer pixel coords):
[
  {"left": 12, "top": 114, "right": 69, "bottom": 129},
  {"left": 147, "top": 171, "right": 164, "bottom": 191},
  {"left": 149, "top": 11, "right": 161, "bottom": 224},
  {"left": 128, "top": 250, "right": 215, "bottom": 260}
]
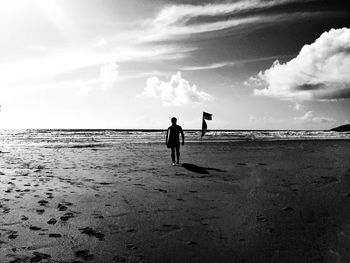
[{"left": 166, "top": 124, "right": 184, "bottom": 147}]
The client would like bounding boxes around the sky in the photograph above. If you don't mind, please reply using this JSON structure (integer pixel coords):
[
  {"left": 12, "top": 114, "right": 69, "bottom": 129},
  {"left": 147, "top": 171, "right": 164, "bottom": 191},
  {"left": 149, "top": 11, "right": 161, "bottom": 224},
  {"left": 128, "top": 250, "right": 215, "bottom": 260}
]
[{"left": 0, "top": 0, "right": 349, "bottom": 129}]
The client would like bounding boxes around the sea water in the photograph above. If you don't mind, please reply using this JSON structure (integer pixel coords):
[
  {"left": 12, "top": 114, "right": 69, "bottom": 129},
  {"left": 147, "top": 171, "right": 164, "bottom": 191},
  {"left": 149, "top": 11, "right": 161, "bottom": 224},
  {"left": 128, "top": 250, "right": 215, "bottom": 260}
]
[{"left": 0, "top": 129, "right": 349, "bottom": 149}]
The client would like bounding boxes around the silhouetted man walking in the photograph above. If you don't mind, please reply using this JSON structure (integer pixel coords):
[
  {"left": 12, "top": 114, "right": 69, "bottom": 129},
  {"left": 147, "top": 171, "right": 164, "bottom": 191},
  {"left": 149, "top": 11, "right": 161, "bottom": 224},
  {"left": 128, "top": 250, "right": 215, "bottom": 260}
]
[{"left": 166, "top": 117, "right": 184, "bottom": 166}]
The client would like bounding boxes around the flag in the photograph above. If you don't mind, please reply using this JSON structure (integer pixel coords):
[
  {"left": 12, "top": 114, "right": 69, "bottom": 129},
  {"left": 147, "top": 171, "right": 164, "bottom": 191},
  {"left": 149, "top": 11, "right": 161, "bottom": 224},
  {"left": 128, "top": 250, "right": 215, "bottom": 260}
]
[
  {"left": 201, "top": 112, "right": 212, "bottom": 136},
  {"left": 203, "top": 112, "right": 212, "bottom": 120}
]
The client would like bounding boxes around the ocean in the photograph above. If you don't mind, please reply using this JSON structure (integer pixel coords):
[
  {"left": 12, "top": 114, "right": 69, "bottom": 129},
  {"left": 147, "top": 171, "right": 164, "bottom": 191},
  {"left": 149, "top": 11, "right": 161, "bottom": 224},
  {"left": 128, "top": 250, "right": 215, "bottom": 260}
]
[{"left": 0, "top": 129, "right": 350, "bottom": 149}]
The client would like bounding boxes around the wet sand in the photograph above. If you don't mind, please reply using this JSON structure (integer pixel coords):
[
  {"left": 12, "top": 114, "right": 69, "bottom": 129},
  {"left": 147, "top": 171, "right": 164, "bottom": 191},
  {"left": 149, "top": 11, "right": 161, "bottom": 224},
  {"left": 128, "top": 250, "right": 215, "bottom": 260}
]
[{"left": 1, "top": 140, "right": 350, "bottom": 262}]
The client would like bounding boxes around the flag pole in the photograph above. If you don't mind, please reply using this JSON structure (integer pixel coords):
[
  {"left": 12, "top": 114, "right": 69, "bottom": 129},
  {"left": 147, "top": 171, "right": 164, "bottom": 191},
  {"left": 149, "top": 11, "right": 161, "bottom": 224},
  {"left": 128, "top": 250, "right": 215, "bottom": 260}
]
[
  {"left": 200, "top": 112, "right": 204, "bottom": 142},
  {"left": 201, "top": 112, "right": 212, "bottom": 142}
]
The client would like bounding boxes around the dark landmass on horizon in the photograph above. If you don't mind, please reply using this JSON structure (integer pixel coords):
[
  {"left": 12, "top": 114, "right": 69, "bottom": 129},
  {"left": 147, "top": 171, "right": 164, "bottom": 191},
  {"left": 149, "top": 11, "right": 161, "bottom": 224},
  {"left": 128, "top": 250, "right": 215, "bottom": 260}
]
[{"left": 331, "top": 124, "right": 350, "bottom": 132}]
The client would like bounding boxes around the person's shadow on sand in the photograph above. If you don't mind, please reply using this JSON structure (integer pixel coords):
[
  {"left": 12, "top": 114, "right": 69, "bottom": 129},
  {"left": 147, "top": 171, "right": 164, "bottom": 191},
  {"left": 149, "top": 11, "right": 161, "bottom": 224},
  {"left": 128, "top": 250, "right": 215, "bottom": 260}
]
[{"left": 182, "top": 163, "right": 225, "bottom": 174}]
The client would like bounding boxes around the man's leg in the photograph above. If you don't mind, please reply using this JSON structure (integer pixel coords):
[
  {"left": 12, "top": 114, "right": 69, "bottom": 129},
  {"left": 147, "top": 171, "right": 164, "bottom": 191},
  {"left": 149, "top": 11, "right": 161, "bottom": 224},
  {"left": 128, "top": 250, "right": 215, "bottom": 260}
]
[
  {"left": 176, "top": 145, "right": 180, "bottom": 164},
  {"left": 171, "top": 147, "right": 176, "bottom": 164}
]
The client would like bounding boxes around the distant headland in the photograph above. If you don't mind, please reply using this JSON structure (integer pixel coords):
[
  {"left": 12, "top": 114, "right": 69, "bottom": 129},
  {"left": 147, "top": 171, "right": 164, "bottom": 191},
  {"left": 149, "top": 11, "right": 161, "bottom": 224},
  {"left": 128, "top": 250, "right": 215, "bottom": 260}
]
[{"left": 331, "top": 124, "right": 350, "bottom": 132}]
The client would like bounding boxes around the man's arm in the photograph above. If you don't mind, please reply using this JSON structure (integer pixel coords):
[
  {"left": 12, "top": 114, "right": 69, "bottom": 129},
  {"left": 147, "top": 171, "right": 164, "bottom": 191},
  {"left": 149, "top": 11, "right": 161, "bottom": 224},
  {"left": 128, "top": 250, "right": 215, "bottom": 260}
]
[
  {"left": 166, "top": 128, "right": 169, "bottom": 145},
  {"left": 180, "top": 127, "right": 184, "bottom": 145}
]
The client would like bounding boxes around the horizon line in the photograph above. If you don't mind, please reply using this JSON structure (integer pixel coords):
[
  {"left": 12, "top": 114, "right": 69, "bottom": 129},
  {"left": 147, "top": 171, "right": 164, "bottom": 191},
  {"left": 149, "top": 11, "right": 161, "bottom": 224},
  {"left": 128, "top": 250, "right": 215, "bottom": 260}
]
[{"left": 0, "top": 128, "right": 336, "bottom": 131}]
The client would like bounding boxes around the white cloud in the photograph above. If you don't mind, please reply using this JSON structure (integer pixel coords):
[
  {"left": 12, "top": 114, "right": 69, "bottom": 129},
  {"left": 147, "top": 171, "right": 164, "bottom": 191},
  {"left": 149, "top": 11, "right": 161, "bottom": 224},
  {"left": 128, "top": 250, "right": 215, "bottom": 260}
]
[
  {"left": 148, "top": 16, "right": 262, "bottom": 40},
  {"left": 251, "top": 28, "right": 350, "bottom": 101},
  {"left": 154, "top": 0, "right": 306, "bottom": 26},
  {"left": 181, "top": 61, "right": 236, "bottom": 71},
  {"left": 294, "top": 111, "right": 336, "bottom": 124},
  {"left": 181, "top": 56, "right": 286, "bottom": 71},
  {"left": 0, "top": 44, "right": 193, "bottom": 90},
  {"left": 140, "top": 72, "right": 212, "bottom": 106},
  {"left": 100, "top": 62, "right": 119, "bottom": 90},
  {"left": 32, "top": 62, "right": 120, "bottom": 97},
  {"left": 75, "top": 62, "right": 119, "bottom": 96},
  {"left": 144, "top": 0, "right": 320, "bottom": 42}
]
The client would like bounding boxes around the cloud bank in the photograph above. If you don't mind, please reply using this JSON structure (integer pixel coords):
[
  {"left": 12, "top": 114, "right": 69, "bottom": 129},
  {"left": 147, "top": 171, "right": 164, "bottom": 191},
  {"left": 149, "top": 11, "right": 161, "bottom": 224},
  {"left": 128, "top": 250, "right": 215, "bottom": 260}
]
[
  {"left": 141, "top": 72, "right": 212, "bottom": 106},
  {"left": 294, "top": 111, "right": 336, "bottom": 124},
  {"left": 252, "top": 28, "right": 350, "bottom": 101}
]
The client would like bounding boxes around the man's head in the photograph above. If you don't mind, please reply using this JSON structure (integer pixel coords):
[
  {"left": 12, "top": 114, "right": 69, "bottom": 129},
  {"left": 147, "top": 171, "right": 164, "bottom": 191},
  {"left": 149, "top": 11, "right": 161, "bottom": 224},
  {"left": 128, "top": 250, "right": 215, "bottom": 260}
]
[{"left": 171, "top": 117, "right": 177, "bottom": 124}]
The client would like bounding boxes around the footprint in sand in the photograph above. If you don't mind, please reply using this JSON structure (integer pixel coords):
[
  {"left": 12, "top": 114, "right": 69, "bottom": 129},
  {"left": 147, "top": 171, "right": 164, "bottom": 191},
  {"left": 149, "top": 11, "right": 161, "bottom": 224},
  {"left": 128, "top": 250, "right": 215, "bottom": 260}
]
[
  {"left": 8, "top": 233, "right": 18, "bottom": 239},
  {"left": 256, "top": 215, "right": 268, "bottom": 222},
  {"left": 79, "top": 227, "right": 104, "bottom": 240},
  {"left": 47, "top": 218, "right": 57, "bottom": 225},
  {"left": 125, "top": 242, "right": 137, "bottom": 250},
  {"left": 154, "top": 188, "right": 167, "bottom": 193},
  {"left": 57, "top": 204, "right": 68, "bottom": 211},
  {"left": 282, "top": 207, "right": 294, "bottom": 212},
  {"left": 57, "top": 201, "right": 73, "bottom": 211},
  {"left": 49, "top": 233, "right": 62, "bottom": 238},
  {"left": 98, "top": 182, "right": 113, "bottom": 185},
  {"left": 29, "top": 226, "right": 42, "bottom": 231},
  {"left": 21, "top": 215, "right": 29, "bottom": 221},
  {"left": 75, "top": 250, "right": 94, "bottom": 260},
  {"left": 133, "top": 183, "right": 145, "bottom": 186},
  {"left": 31, "top": 252, "right": 51, "bottom": 262},
  {"left": 64, "top": 201, "right": 73, "bottom": 206},
  {"left": 60, "top": 212, "right": 75, "bottom": 221},
  {"left": 36, "top": 209, "right": 45, "bottom": 215},
  {"left": 8, "top": 256, "right": 28, "bottom": 263},
  {"left": 38, "top": 200, "right": 48, "bottom": 206}
]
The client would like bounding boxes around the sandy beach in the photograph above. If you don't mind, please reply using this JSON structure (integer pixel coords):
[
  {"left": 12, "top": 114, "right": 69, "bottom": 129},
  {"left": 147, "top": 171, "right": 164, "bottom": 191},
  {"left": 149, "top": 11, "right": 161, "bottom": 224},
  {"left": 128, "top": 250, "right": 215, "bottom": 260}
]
[{"left": 1, "top": 140, "right": 350, "bottom": 262}]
